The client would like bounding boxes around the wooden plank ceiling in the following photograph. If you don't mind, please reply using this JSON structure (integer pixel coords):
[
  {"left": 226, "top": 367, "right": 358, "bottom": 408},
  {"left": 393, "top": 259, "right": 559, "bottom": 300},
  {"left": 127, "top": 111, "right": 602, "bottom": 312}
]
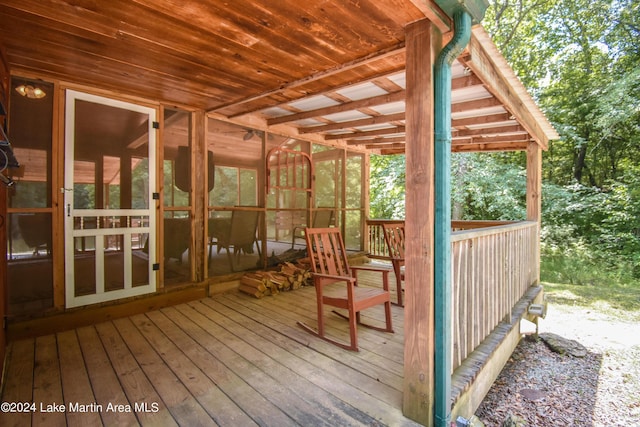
[{"left": 0, "top": 0, "right": 557, "bottom": 154}]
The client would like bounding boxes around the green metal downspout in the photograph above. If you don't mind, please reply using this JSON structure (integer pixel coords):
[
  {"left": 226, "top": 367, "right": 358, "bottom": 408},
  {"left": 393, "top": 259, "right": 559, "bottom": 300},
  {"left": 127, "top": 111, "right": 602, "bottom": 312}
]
[{"left": 433, "top": 8, "right": 473, "bottom": 427}]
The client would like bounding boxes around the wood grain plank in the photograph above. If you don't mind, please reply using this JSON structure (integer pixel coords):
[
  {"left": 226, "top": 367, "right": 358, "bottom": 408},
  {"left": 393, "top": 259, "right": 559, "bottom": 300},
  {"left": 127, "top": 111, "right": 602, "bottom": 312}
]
[
  {"left": 403, "top": 18, "right": 436, "bottom": 425},
  {"left": 75, "top": 325, "right": 140, "bottom": 427},
  {"left": 56, "top": 330, "right": 102, "bottom": 427},
  {"left": 174, "top": 302, "right": 363, "bottom": 427},
  {"left": 128, "top": 313, "right": 257, "bottom": 427},
  {"left": 259, "top": 282, "right": 399, "bottom": 344},
  {"left": 32, "top": 335, "right": 65, "bottom": 427},
  {"left": 0, "top": 339, "right": 35, "bottom": 427},
  {"left": 7, "top": 285, "right": 206, "bottom": 342},
  {"left": 186, "top": 298, "right": 401, "bottom": 426},
  {"left": 201, "top": 296, "right": 418, "bottom": 426},
  {"left": 143, "top": 309, "right": 296, "bottom": 427},
  {"left": 255, "top": 284, "right": 406, "bottom": 361},
  {"left": 160, "top": 306, "right": 318, "bottom": 426},
  {"left": 94, "top": 321, "right": 178, "bottom": 426},
  {"left": 214, "top": 292, "right": 404, "bottom": 395},
  {"left": 112, "top": 317, "right": 216, "bottom": 427}
]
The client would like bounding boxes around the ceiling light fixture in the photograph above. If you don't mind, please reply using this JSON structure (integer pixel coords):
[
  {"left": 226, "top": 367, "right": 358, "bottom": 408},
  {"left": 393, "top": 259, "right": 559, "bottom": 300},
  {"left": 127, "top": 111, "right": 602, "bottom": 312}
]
[{"left": 15, "top": 84, "right": 46, "bottom": 99}]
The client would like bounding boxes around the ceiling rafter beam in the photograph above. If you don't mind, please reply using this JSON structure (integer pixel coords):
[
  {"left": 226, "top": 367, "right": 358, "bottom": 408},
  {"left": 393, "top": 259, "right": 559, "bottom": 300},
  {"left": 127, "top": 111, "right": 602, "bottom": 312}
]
[
  {"left": 452, "top": 134, "right": 531, "bottom": 145},
  {"left": 374, "top": 141, "right": 529, "bottom": 154},
  {"left": 324, "top": 126, "right": 405, "bottom": 141},
  {"left": 226, "top": 65, "right": 407, "bottom": 119},
  {"left": 298, "top": 112, "right": 405, "bottom": 134},
  {"left": 367, "top": 142, "right": 406, "bottom": 150},
  {"left": 268, "top": 90, "right": 406, "bottom": 126},
  {"left": 407, "top": 0, "right": 452, "bottom": 33},
  {"left": 451, "top": 112, "right": 511, "bottom": 128},
  {"left": 453, "top": 142, "right": 529, "bottom": 152},
  {"left": 294, "top": 74, "right": 485, "bottom": 134},
  {"left": 380, "top": 148, "right": 406, "bottom": 155},
  {"left": 451, "top": 96, "right": 503, "bottom": 113},
  {"left": 225, "top": 65, "right": 404, "bottom": 119},
  {"left": 347, "top": 136, "right": 406, "bottom": 145},
  {"left": 453, "top": 124, "right": 526, "bottom": 137},
  {"left": 211, "top": 44, "right": 406, "bottom": 115},
  {"left": 451, "top": 73, "right": 483, "bottom": 90}
]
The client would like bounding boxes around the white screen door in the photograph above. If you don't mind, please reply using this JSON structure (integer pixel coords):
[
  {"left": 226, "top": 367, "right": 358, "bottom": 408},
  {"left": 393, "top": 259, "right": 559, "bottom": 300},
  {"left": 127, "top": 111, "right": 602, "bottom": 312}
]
[{"left": 64, "top": 90, "right": 157, "bottom": 308}]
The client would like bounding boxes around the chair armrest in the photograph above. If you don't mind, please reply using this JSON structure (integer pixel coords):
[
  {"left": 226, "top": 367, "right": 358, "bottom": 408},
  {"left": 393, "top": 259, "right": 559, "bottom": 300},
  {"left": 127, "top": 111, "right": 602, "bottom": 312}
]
[
  {"left": 351, "top": 264, "right": 393, "bottom": 274},
  {"left": 350, "top": 264, "right": 392, "bottom": 291},
  {"left": 311, "top": 272, "right": 356, "bottom": 283}
]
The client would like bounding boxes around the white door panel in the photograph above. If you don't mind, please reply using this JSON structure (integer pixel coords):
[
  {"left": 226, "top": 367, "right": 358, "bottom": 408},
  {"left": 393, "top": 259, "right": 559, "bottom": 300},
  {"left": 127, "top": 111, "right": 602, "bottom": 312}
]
[{"left": 64, "top": 90, "right": 157, "bottom": 308}]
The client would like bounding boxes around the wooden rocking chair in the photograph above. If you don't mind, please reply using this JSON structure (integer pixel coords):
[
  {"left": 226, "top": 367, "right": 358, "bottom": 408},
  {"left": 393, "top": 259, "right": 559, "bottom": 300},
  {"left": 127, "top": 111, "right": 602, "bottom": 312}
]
[
  {"left": 382, "top": 221, "right": 405, "bottom": 307},
  {"left": 299, "top": 227, "right": 393, "bottom": 351}
]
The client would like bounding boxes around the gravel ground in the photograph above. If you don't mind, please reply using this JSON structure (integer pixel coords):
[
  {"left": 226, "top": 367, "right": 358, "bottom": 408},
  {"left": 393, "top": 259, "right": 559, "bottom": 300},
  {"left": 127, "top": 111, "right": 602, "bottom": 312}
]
[{"left": 476, "top": 304, "right": 640, "bottom": 426}]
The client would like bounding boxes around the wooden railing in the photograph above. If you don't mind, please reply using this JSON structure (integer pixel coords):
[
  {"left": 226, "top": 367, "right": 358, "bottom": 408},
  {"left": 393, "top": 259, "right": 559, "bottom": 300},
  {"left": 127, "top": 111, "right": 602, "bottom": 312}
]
[
  {"left": 451, "top": 221, "right": 539, "bottom": 370},
  {"left": 366, "top": 219, "right": 518, "bottom": 259},
  {"left": 366, "top": 219, "right": 404, "bottom": 260},
  {"left": 451, "top": 219, "right": 515, "bottom": 231},
  {"left": 365, "top": 219, "right": 539, "bottom": 371}
]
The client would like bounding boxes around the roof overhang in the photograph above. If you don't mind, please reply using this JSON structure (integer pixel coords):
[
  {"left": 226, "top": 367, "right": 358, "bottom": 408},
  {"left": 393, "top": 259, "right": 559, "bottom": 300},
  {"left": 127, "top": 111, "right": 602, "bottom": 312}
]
[{"left": 0, "top": 0, "right": 557, "bottom": 154}]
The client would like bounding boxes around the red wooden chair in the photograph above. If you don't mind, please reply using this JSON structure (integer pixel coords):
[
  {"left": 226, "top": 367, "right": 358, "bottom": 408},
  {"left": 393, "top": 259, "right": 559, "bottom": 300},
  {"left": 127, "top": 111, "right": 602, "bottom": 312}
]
[
  {"left": 382, "top": 221, "right": 405, "bottom": 307},
  {"left": 299, "top": 227, "right": 393, "bottom": 351}
]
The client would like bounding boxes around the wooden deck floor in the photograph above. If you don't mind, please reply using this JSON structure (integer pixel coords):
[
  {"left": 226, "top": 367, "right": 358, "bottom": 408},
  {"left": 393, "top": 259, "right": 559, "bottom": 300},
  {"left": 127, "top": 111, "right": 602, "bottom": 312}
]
[{"left": 1, "top": 272, "right": 420, "bottom": 427}]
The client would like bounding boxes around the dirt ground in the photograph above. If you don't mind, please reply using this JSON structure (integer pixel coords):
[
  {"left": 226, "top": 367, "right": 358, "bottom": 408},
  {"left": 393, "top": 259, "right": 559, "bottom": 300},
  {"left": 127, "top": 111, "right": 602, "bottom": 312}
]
[{"left": 475, "top": 304, "right": 640, "bottom": 426}]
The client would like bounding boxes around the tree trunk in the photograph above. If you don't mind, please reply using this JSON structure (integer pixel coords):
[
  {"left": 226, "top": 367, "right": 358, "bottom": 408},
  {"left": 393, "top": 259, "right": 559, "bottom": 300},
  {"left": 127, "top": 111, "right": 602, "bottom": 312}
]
[{"left": 574, "top": 143, "right": 588, "bottom": 183}]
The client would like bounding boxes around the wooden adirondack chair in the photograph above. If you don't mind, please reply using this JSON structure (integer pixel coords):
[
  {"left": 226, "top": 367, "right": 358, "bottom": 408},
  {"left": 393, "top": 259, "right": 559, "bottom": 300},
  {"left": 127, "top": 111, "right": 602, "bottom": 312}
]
[
  {"left": 382, "top": 221, "right": 405, "bottom": 307},
  {"left": 299, "top": 227, "right": 393, "bottom": 351}
]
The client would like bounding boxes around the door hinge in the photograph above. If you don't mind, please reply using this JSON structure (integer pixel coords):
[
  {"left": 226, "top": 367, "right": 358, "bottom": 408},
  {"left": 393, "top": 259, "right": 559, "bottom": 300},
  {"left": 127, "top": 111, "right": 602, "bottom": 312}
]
[
  {"left": 152, "top": 121, "right": 159, "bottom": 129},
  {"left": 152, "top": 263, "right": 160, "bottom": 271},
  {"left": 152, "top": 192, "right": 160, "bottom": 200}
]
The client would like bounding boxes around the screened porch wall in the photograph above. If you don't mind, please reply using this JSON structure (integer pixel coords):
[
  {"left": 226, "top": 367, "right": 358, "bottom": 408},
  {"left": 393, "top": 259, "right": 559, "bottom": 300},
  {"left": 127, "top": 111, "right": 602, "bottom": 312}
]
[
  {"left": 162, "top": 108, "right": 192, "bottom": 286},
  {"left": 6, "top": 77, "right": 55, "bottom": 316},
  {"left": 205, "top": 118, "right": 367, "bottom": 277},
  {"left": 4, "top": 96, "right": 370, "bottom": 313}
]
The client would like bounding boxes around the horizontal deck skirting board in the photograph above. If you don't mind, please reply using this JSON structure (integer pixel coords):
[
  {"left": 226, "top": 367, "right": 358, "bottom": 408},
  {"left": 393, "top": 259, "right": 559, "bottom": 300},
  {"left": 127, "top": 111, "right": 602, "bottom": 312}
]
[{"left": 450, "top": 285, "right": 544, "bottom": 420}]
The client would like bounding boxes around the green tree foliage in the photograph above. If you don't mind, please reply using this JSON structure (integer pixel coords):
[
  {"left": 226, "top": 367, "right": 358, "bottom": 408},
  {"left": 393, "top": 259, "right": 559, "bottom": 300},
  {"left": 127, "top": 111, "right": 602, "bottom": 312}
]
[
  {"left": 486, "top": 0, "right": 640, "bottom": 188},
  {"left": 369, "top": 154, "right": 405, "bottom": 219},
  {"left": 485, "top": 0, "right": 640, "bottom": 282},
  {"left": 369, "top": 1, "right": 640, "bottom": 284},
  {"left": 452, "top": 153, "right": 527, "bottom": 220}
]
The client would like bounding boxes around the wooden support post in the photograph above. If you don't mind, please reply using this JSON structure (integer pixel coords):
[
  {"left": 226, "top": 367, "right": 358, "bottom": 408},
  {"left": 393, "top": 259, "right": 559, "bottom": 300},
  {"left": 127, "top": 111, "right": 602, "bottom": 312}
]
[
  {"left": 526, "top": 141, "right": 542, "bottom": 284},
  {"left": 193, "top": 110, "right": 206, "bottom": 282},
  {"left": 53, "top": 83, "right": 65, "bottom": 309},
  {"left": 0, "top": 184, "right": 6, "bottom": 370},
  {"left": 363, "top": 153, "right": 371, "bottom": 254},
  {"left": 403, "top": 18, "right": 438, "bottom": 426},
  {"left": 526, "top": 141, "right": 542, "bottom": 223}
]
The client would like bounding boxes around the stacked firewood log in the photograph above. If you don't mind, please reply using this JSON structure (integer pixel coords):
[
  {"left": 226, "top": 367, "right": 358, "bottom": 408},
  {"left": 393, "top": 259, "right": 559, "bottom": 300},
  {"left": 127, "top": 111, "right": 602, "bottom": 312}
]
[{"left": 239, "top": 261, "right": 312, "bottom": 298}]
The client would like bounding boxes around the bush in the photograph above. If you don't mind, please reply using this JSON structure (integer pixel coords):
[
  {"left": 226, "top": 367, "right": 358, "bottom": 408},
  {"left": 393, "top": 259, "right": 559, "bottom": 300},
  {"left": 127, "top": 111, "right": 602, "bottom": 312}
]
[{"left": 541, "top": 179, "right": 640, "bottom": 283}]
